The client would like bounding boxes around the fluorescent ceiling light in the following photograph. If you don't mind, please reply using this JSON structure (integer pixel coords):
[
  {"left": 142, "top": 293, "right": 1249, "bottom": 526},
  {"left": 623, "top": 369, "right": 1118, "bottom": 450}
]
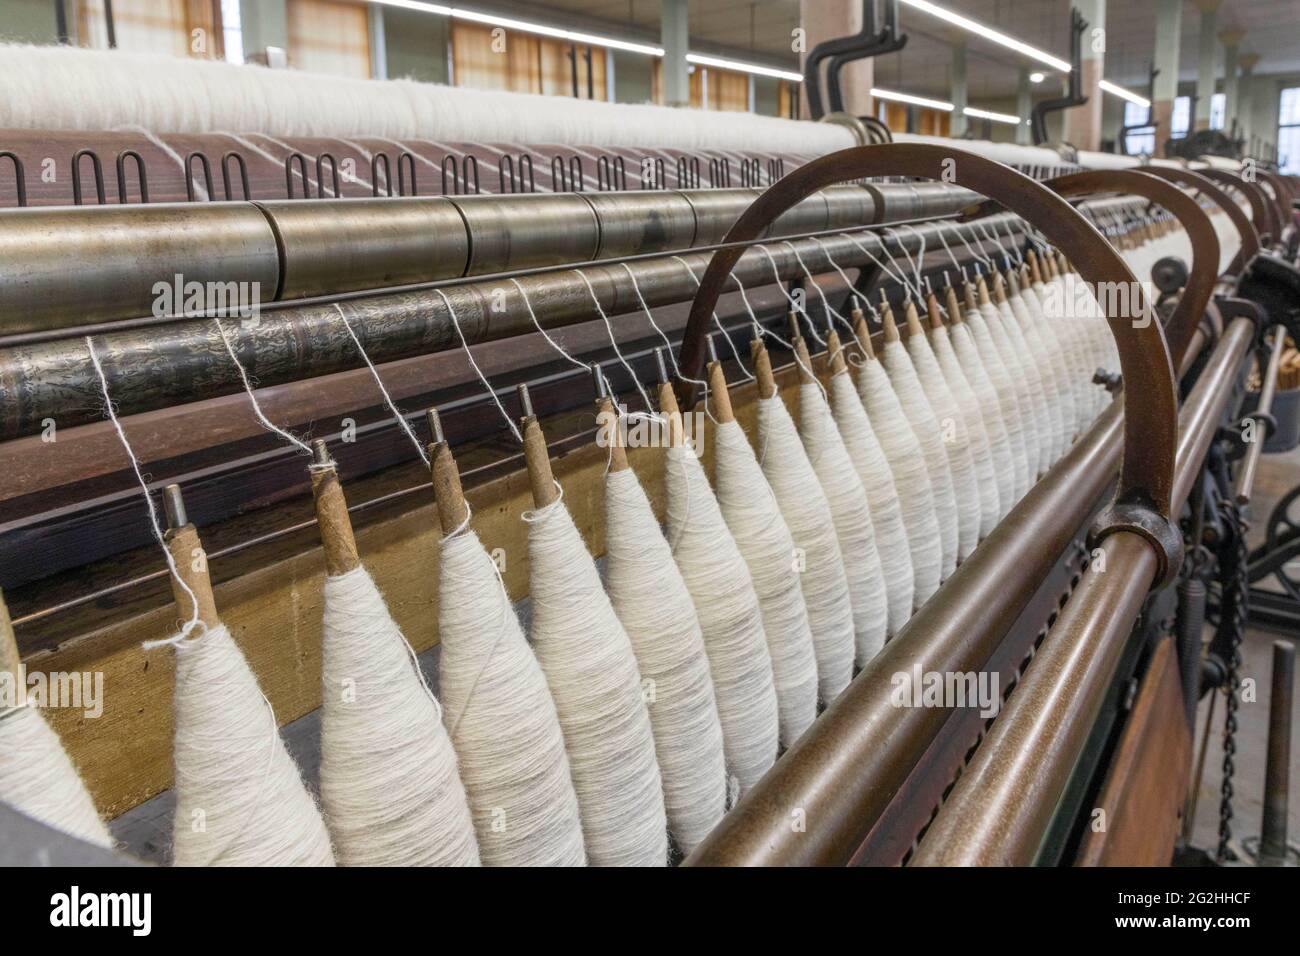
[
  {"left": 871, "top": 87, "right": 955, "bottom": 111},
  {"left": 963, "top": 106, "right": 1021, "bottom": 125},
  {"left": 686, "top": 53, "right": 803, "bottom": 82},
  {"left": 1099, "top": 80, "right": 1150, "bottom": 108},
  {"left": 1029, "top": 71, "right": 1046, "bottom": 84},
  {"left": 899, "top": 0, "right": 1072, "bottom": 73}
]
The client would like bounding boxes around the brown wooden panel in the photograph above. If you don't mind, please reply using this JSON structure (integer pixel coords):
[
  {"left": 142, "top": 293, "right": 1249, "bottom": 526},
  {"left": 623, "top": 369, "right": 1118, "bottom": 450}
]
[{"left": 1075, "top": 636, "right": 1191, "bottom": 866}]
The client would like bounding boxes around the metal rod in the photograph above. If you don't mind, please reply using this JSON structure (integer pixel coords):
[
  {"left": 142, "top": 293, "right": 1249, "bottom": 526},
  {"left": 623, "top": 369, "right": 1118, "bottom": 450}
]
[
  {"left": 1260, "top": 640, "right": 1295, "bottom": 862},
  {"left": 908, "top": 315, "right": 1256, "bottom": 866},
  {"left": 1236, "top": 324, "right": 1287, "bottom": 505},
  {"left": 162, "top": 484, "right": 186, "bottom": 531}
]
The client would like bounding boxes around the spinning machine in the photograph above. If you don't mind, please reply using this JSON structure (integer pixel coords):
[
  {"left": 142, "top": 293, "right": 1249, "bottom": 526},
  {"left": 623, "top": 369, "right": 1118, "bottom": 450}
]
[{"left": 1, "top": 42, "right": 1298, "bottom": 868}]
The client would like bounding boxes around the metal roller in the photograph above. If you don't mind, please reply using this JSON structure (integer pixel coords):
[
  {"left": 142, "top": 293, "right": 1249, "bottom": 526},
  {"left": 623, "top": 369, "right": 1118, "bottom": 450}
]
[
  {"left": 0, "top": 202, "right": 280, "bottom": 336},
  {"left": 257, "top": 197, "right": 470, "bottom": 299}
]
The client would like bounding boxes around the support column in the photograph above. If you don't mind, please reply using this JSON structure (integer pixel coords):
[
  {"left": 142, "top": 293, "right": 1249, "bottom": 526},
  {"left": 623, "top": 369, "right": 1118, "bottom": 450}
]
[
  {"left": 950, "top": 43, "right": 968, "bottom": 137},
  {"left": 1152, "top": 0, "right": 1182, "bottom": 157},
  {"left": 368, "top": 3, "right": 387, "bottom": 80},
  {"left": 1016, "top": 68, "right": 1032, "bottom": 145},
  {"left": 799, "top": 0, "right": 873, "bottom": 119},
  {"left": 1064, "top": 0, "right": 1106, "bottom": 150},
  {"left": 661, "top": 0, "right": 689, "bottom": 108},
  {"left": 1237, "top": 53, "right": 1259, "bottom": 153},
  {"left": 1220, "top": 31, "right": 1243, "bottom": 136},
  {"left": 1195, "top": 0, "right": 1220, "bottom": 130}
]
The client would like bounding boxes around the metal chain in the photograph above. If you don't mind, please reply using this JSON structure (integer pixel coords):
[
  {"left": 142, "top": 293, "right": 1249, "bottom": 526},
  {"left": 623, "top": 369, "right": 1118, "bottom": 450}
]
[{"left": 1216, "top": 497, "right": 1250, "bottom": 862}]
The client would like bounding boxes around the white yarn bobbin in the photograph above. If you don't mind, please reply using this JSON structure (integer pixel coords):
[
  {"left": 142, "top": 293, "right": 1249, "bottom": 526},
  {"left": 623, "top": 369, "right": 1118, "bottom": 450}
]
[
  {"left": 319, "top": 565, "right": 481, "bottom": 867},
  {"left": 712, "top": 412, "right": 820, "bottom": 749},
  {"left": 946, "top": 313, "right": 1017, "bottom": 521},
  {"left": 525, "top": 485, "right": 668, "bottom": 866},
  {"left": 880, "top": 329, "right": 959, "bottom": 579},
  {"left": 437, "top": 527, "right": 587, "bottom": 866},
  {"left": 754, "top": 384, "right": 857, "bottom": 701},
  {"left": 964, "top": 299, "right": 1031, "bottom": 506},
  {"left": 795, "top": 365, "right": 888, "bottom": 666},
  {"left": 899, "top": 304, "right": 981, "bottom": 561},
  {"left": 604, "top": 464, "right": 728, "bottom": 853},
  {"left": 664, "top": 435, "right": 780, "bottom": 796}
]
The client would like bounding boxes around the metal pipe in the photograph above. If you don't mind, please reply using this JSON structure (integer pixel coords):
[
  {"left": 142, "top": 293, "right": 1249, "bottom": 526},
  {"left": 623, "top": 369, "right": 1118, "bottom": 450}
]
[
  {"left": 0, "top": 185, "right": 886, "bottom": 335},
  {"left": 684, "top": 400, "right": 1126, "bottom": 866},
  {"left": 909, "top": 316, "right": 1255, "bottom": 866},
  {"left": 909, "top": 532, "right": 1159, "bottom": 866},
  {"left": 1236, "top": 324, "right": 1286, "bottom": 505},
  {"left": 0, "top": 213, "right": 1026, "bottom": 442},
  {"left": 1260, "top": 640, "right": 1295, "bottom": 863}
]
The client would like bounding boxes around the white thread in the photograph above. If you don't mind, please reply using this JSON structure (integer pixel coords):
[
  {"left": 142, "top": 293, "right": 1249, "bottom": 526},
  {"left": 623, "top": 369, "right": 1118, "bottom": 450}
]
[
  {"left": 619, "top": 262, "right": 711, "bottom": 390},
  {"left": 525, "top": 494, "right": 668, "bottom": 865},
  {"left": 665, "top": 442, "right": 780, "bottom": 795},
  {"left": 604, "top": 467, "right": 727, "bottom": 851},
  {"left": 1017, "top": 276, "right": 1077, "bottom": 452},
  {"left": 993, "top": 293, "right": 1050, "bottom": 480},
  {"left": 797, "top": 382, "right": 889, "bottom": 665},
  {"left": 574, "top": 270, "right": 656, "bottom": 413},
  {"left": 213, "top": 317, "right": 314, "bottom": 454},
  {"left": 86, "top": 338, "right": 202, "bottom": 647},
  {"left": 435, "top": 290, "right": 523, "bottom": 442},
  {"left": 854, "top": 354, "right": 944, "bottom": 605},
  {"left": 332, "top": 303, "right": 430, "bottom": 466},
  {"left": 755, "top": 394, "right": 857, "bottom": 702},
  {"left": 712, "top": 419, "right": 819, "bottom": 746},
  {"left": 964, "top": 303, "right": 1031, "bottom": 504},
  {"left": 318, "top": 566, "right": 480, "bottom": 866},
  {"left": 671, "top": 255, "right": 755, "bottom": 382},
  {"left": 435, "top": 528, "right": 586, "bottom": 866},
  {"left": 1007, "top": 280, "right": 1064, "bottom": 466},
  {"left": 881, "top": 338, "right": 960, "bottom": 579},
  {"left": 0, "top": 704, "right": 113, "bottom": 848},
  {"left": 170, "top": 622, "right": 336, "bottom": 866}
]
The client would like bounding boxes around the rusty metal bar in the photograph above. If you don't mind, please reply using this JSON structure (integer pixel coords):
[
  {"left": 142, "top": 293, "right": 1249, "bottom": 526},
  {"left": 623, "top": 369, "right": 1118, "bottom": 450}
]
[
  {"left": 1259, "top": 640, "right": 1295, "bottom": 863},
  {"left": 909, "top": 315, "right": 1255, "bottom": 866},
  {"left": 1236, "top": 324, "right": 1287, "bottom": 505}
]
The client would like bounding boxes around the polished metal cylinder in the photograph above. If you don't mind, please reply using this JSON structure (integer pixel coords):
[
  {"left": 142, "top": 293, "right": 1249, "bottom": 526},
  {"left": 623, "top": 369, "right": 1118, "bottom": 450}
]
[{"left": 0, "top": 202, "right": 280, "bottom": 336}]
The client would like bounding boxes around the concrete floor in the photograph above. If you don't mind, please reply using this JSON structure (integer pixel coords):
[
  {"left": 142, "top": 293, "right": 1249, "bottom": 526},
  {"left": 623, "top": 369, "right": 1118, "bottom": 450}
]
[{"left": 1187, "top": 443, "right": 1300, "bottom": 860}]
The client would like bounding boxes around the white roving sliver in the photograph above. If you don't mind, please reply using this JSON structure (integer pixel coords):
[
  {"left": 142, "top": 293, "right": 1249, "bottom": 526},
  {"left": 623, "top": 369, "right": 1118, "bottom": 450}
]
[
  {"left": 605, "top": 467, "right": 727, "bottom": 853},
  {"left": 437, "top": 529, "right": 586, "bottom": 866},
  {"left": 926, "top": 322, "right": 1000, "bottom": 538},
  {"left": 713, "top": 419, "right": 820, "bottom": 747},
  {"left": 666, "top": 443, "right": 780, "bottom": 796},
  {"left": 0, "top": 706, "right": 114, "bottom": 848},
  {"left": 756, "top": 394, "right": 857, "bottom": 701},
  {"left": 526, "top": 497, "right": 668, "bottom": 866},
  {"left": 320, "top": 566, "right": 480, "bottom": 866},
  {"left": 827, "top": 371, "right": 915, "bottom": 634},
  {"left": 902, "top": 325, "right": 981, "bottom": 561},
  {"left": 855, "top": 357, "right": 944, "bottom": 605},
  {"left": 881, "top": 339, "right": 960, "bottom": 578},
  {"left": 171, "top": 623, "right": 336, "bottom": 866},
  {"left": 798, "top": 381, "right": 889, "bottom": 665}
]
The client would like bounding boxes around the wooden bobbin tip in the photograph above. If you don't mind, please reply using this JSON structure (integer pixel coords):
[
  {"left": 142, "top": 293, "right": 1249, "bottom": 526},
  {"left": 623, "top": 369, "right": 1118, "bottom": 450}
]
[
  {"left": 518, "top": 386, "right": 559, "bottom": 508},
  {"left": 657, "top": 380, "right": 685, "bottom": 447},
  {"left": 903, "top": 298, "right": 925, "bottom": 338},
  {"left": 707, "top": 361, "right": 735, "bottom": 423},
  {"left": 161, "top": 484, "right": 221, "bottom": 632},
  {"left": 926, "top": 292, "right": 945, "bottom": 331},
  {"left": 595, "top": 396, "right": 630, "bottom": 472},
  {"left": 749, "top": 335, "right": 778, "bottom": 399},
  {"left": 791, "top": 333, "right": 816, "bottom": 384},
  {"left": 427, "top": 409, "right": 471, "bottom": 536},
  {"left": 880, "top": 300, "right": 900, "bottom": 343},
  {"left": 309, "top": 441, "right": 360, "bottom": 577},
  {"left": 852, "top": 309, "right": 875, "bottom": 359},
  {"left": 826, "top": 330, "right": 848, "bottom": 375}
]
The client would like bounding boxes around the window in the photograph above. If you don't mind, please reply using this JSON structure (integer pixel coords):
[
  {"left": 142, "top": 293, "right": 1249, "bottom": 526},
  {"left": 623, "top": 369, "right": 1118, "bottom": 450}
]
[
  {"left": 1280, "top": 87, "right": 1300, "bottom": 174},
  {"left": 451, "top": 21, "right": 607, "bottom": 99},
  {"left": 221, "top": 0, "right": 242, "bottom": 63},
  {"left": 1171, "top": 95, "right": 1190, "bottom": 138},
  {"left": 1210, "top": 92, "right": 1225, "bottom": 131},
  {"left": 287, "top": 0, "right": 370, "bottom": 78},
  {"left": 1123, "top": 100, "right": 1155, "bottom": 154},
  {"left": 76, "top": 0, "right": 216, "bottom": 58}
]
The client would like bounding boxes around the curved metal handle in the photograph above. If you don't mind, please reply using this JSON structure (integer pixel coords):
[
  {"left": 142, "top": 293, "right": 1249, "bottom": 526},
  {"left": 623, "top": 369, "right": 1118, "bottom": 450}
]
[
  {"left": 1141, "top": 165, "right": 1260, "bottom": 272},
  {"left": 1020, "top": 169, "right": 1219, "bottom": 369},
  {"left": 676, "top": 142, "right": 1179, "bottom": 571},
  {"left": 1199, "top": 168, "right": 1278, "bottom": 245}
]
